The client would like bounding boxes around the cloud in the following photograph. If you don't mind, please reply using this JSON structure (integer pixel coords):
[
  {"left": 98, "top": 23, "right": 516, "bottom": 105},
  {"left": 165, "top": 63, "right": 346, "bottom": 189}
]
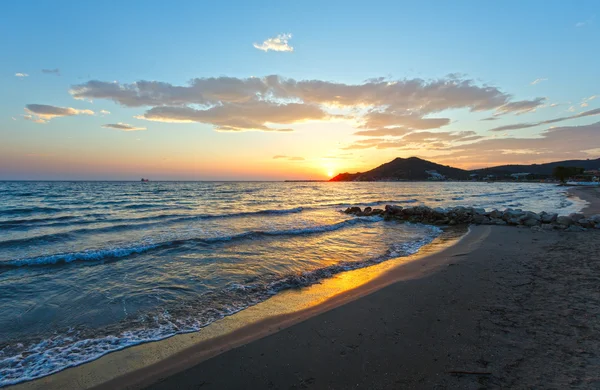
[
  {"left": 15, "top": 73, "right": 28, "bottom": 77},
  {"left": 343, "top": 130, "right": 482, "bottom": 150},
  {"left": 140, "top": 100, "right": 325, "bottom": 132},
  {"left": 273, "top": 155, "right": 305, "bottom": 161},
  {"left": 575, "top": 16, "right": 595, "bottom": 28},
  {"left": 489, "top": 106, "right": 600, "bottom": 131},
  {"left": 494, "top": 97, "right": 546, "bottom": 115},
  {"left": 24, "top": 104, "right": 94, "bottom": 123},
  {"left": 42, "top": 68, "right": 60, "bottom": 76},
  {"left": 253, "top": 33, "right": 294, "bottom": 52},
  {"left": 353, "top": 127, "right": 411, "bottom": 137},
  {"left": 101, "top": 123, "right": 147, "bottom": 131},
  {"left": 481, "top": 116, "right": 499, "bottom": 121},
  {"left": 100, "top": 109, "right": 111, "bottom": 115},
  {"left": 435, "top": 122, "right": 600, "bottom": 166},
  {"left": 530, "top": 78, "right": 548, "bottom": 85},
  {"left": 69, "top": 74, "right": 551, "bottom": 133}
]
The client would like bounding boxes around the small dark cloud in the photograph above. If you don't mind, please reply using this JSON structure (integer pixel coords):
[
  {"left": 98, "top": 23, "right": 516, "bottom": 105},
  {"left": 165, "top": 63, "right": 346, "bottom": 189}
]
[
  {"left": 42, "top": 68, "right": 60, "bottom": 76},
  {"left": 273, "top": 155, "right": 304, "bottom": 161}
]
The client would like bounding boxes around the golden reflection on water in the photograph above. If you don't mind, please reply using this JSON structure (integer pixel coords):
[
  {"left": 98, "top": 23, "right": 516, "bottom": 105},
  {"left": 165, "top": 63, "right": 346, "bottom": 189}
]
[{"left": 14, "top": 227, "right": 467, "bottom": 390}]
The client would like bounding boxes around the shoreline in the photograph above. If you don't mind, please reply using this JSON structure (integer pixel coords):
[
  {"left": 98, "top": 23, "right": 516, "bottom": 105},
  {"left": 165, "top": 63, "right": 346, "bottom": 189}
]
[
  {"left": 10, "top": 227, "right": 471, "bottom": 390},
  {"left": 8, "top": 189, "right": 597, "bottom": 389},
  {"left": 143, "top": 224, "right": 600, "bottom": 389},
  {"left": 568, "top": 185, "right": 600, "bottom": 215}
]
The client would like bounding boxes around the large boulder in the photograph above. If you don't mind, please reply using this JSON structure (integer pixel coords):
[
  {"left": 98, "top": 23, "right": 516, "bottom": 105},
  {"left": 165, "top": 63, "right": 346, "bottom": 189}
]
[
  {"left": 540, "top": 212, "right": 558, "bottom": 223},
  {"left": 345, "top": 206, "right": 361, "bottom": 214},
  {"left": 556, "top": 215, "right": 573, "bottom": 226},
  {"left": 384, "top": 205, "right": 403, "bottom": 215},
  {"left": 569, "top": 213, "right": 585, "bottom": 222}
]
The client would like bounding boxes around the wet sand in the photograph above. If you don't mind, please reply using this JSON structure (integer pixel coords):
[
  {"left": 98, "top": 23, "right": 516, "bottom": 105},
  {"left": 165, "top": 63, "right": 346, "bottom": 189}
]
[
  {"left": 569, "top": 185, "right": 600, "bottom": 215},
  {"left": 136, "top": 225, "right": 600, "bottom": 389}
]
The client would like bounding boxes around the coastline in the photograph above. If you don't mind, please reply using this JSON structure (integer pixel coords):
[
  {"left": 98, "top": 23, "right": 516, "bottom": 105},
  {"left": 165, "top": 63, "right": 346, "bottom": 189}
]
[
  {"left": 10, "top": 227, "right": 470, "bottom": 390},
  {"left": 8, "top": 189, "right": 598, "bottom": 389},
  {"left": 569, "top": 185, "right": 600, "bottom": 215},
  {"left": 141, "top": 224, "right": 600, "bottom": 389}
]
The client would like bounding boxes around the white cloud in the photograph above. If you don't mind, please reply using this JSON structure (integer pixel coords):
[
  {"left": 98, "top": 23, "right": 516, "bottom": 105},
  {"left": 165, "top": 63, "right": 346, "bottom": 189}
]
[
  {"left": 100, "top": 109, "right": 111, "bottom": 115},
  {"left": 253, "top": 33, "right": 294, "bottom": 52},
  {"left": 24, "top": 104, "right": 94, "bottom": 123},
  {"left": 15, "top": 73, "right": 28, "bottom": 77},
  {"left": 530, "top": 78, "right": 548, "bottom": 85},
  {"left": 101, "top": 123, "right": 146, "bottom": 131}
]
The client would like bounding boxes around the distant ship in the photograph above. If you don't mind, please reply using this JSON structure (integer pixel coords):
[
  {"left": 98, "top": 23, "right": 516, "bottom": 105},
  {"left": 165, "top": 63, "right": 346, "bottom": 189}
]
[{"left": 141, "top": 178, "right": 149, "bottom": 182}]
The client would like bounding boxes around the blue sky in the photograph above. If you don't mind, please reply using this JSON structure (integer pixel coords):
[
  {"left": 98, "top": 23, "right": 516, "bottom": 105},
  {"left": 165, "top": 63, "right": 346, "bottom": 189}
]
[{"left": 1, "top": 0, "right": 599, "bottom": 179}]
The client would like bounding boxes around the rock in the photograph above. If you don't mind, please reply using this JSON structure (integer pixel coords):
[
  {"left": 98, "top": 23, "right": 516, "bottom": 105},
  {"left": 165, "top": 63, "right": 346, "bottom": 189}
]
[
  {"left": 531, "top": 226, "right": 542, "bottom": 232},
  {"left": 578, "top": 218, "right": 595, "bottom": 228},
  {"left": 362, "top": 207, "right": 373, "bottom": 215},
  {"left": 596, "top": 224, "right": 600, "bottom": 229},
  {"left": 541, "top": 224, "right": 554, "bottom": 230},
  {"left": 522, "top": 218, "right": 541, "bottom": 227},
  {"left": 345, "top": 206, "right": 361, "bottom": 214},
  {"left": 488, "top": 210, "right": 502, "bottom": 219},
  {"left": 590, "top": 214, "right": 600, "bottom": 224},
  {"left": 556, "top": 215, "right": 573, "bottom": 226},
  {"left": 494, "top": 219, "right": 507, "bottom": 225},
  {"left": 472, "top": 215, "right": 490, "bottom": 224},
  {"left": 384, "top": 205, "right": 402, "bottom": 215},
  {"left": 566, "top": 225, "right": 586, "bottom": 232},
  {"left": 540, "top": 212, "right": 558, "bottom": 223},
  {"left": 474, "top": 208, "right": 486, "bottom": 215},
  {"left": 371, "top": 208, "right": 384, "bottom": 216},
  {"left": 569, "top": 213, "right": 585, "bottom": 222}
]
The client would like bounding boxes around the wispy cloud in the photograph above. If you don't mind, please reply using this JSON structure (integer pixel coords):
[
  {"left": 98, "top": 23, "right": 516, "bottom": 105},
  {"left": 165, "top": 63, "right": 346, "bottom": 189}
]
[
  {"left": 253, "top": 33, "right": 294, "bottom": 52},
  {"left": 489, "top": 106, "right": 600, "bottom": 132},
  {"left": 15, "top": 73, "right": 28, "bottom": 77},
  {"left": 101, "top": 123, "right": 146, "bottom": 131},
  {"left": 42, "top": 68, "right": 60, "bottom": 76},
  {"left": 494, "top": 97, "right": 546, "bottom": 115},
  {"left": 100, "top": 109, "right": 111, "bottom": 115},
  {"left": 24, "top": 104, "right": 94, "bottom": 123},
  {"left": 576, "top": 16, "right": 595, "bottom": 27},
  {"left": 530, "top": 78, "right": 548, "bottom": 85},
  {"left": 273, "top": 155, "right": 304, "bottom": 161}
]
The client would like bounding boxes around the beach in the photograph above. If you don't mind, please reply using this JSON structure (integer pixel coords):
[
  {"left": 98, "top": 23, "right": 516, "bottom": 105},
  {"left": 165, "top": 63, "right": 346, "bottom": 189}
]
[
  {"left": 4, "top": 184, "right": 599, "bottom": 389},
  {"left": 133, "top": 226, "right": 600, "bottom": 389}
]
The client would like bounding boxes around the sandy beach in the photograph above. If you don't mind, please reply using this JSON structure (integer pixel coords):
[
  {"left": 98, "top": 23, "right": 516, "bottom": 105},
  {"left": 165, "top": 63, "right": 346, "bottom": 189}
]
[
  {"left": 136, "top": 225, "right": 600, "bottom": 389},
  {"left": 8, "top": 187, "right": 600, "bottom": 389}
]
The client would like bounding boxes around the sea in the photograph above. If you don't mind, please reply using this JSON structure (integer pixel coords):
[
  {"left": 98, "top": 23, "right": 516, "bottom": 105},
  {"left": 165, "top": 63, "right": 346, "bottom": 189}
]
[{"left": 0, "top": 181, "right": 585, "bottom": 386}]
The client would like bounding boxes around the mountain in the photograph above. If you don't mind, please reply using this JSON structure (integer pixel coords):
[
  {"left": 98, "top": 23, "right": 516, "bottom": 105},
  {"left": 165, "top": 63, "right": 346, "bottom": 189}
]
[
  {"left": 329, "top": 157, "right": 600, "bottom": 181},
  {"left": 469, "top": 158, "right": 600, "bottom": 176},
  {"left": 329, "top": 157, "right": 470, "bottom": 181}
]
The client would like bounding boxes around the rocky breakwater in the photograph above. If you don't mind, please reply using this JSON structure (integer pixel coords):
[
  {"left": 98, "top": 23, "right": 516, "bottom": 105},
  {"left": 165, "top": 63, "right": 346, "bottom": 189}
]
[{"left": 344, "top": 205, "right": 600, "bottom": 232}]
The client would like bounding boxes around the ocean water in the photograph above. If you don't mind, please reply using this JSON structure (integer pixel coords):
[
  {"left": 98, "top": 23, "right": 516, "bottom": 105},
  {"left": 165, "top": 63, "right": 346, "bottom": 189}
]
[{"left": 0, "top": 181, "right": 584, "bottom": 386}]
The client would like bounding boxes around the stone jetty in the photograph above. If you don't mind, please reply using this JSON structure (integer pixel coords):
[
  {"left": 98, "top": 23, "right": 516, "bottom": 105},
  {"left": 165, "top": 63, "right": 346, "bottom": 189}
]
[{"left": 344, "top": 205, "right": 600, "bottom": 232}]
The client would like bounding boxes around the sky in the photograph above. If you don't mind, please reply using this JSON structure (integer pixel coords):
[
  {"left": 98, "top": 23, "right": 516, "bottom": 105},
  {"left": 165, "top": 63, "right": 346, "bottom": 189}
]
[{"left": 1, "top": 0, "right": 599, "bottom": 180}]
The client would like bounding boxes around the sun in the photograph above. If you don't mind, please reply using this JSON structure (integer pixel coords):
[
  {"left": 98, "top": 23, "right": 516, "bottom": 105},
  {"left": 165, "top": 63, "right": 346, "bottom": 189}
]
[{"left": 327, "top": 171, "right": 334, "bottom": 178}]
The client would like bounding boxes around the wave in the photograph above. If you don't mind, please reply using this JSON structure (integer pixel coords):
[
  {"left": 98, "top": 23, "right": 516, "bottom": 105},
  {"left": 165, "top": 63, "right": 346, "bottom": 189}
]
[
  {"left": 0, "top": 207, "right": 61, "bottom": 216},
  {"left": 0, "top": 216, "right": 380, "bottom": 268},
  {"left": 0, "top": 223, "right": 440, "bottom": 387}
]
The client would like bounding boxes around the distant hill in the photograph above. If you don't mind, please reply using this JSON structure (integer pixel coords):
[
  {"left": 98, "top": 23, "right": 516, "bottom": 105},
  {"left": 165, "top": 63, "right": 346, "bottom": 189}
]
[
  {"left": 469, "top": 158, "right": 600, "bottom": 176},
  {"left": 329, "top": 157, "right": 470, "bottom": 181},
  {"left": 329, "top": 157, "right": 600, "bottom": 181}
]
